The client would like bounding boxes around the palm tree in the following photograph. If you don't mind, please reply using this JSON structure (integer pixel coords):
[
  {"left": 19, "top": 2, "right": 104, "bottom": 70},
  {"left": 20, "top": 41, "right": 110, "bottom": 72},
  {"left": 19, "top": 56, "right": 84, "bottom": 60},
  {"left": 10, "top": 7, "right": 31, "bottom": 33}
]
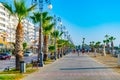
[
  {"left": 1, "top": 0, "right": 36, "bottom": 70},
  {"left": 91, "top": 41, "right": 95, "bottom": 52},
  {"left": 106, "top": 39, "right": 110, "bottom": 54},
  {"left": 109, "top": 36, "right": 116, "bottom": 55},
  {"left": 63, "top": 40, "right": 71, "bottom": 54},
  {"left": 42, "top": 19, "right": 54, "bottom": 61},
  {"left": 105, "top": 35, "right": 110, "bottom": 54},
  {"left": 48, "top": 45, "right": 55, "bottom": 59},
  {"left": 30, "top": 12, "right": 54, "bottom": 61},
  {"left": 94, "top": 41, "right": 101, "bottom": 53},
  {"left": 103, "top": 40, "right": 106, "bottom": 56},
  {"left": 57, "top": 39, "right": 64, "bottom": 58},
  {"left": 105, "top": 35, "right": 109, "bottom": 39},
  {"left": 51, "top": 30, "right": 63, "bottom": 59}
]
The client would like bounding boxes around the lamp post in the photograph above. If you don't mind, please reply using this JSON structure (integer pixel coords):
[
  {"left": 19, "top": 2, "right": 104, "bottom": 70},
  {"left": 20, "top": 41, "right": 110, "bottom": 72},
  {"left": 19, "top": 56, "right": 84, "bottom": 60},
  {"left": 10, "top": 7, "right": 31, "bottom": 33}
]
[
  {"left": 57, "top": 20, "right": 64, "bottom": 58},
  {"left": 82, "top": 38, "right": 85, "bottom": 49},
  {"left": 9, "top": 15, "right": 12, "bottom": 51},
  {"left": 32, "top": 0, "right": 52, "bottom": 67},
  {"left": 54, "top": 15, "right": 62, "bottom": 60}
]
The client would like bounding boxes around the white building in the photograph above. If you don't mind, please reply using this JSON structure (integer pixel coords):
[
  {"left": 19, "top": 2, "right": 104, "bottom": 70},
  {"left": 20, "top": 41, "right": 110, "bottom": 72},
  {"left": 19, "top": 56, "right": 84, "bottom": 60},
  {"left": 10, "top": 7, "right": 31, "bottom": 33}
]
[
  {"left": 0, "top": 3, "right": 35, "bottom": 47},
  {"left": 23, "top": 19, "right": 35, "bottom": 46}
]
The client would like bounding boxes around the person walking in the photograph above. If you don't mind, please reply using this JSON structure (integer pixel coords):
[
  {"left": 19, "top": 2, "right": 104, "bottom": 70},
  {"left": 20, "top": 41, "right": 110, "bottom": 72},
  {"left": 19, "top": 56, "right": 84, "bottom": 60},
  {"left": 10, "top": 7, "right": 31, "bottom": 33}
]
[{"left": 82, "top": 48, "right": 85, "bottom": 55}]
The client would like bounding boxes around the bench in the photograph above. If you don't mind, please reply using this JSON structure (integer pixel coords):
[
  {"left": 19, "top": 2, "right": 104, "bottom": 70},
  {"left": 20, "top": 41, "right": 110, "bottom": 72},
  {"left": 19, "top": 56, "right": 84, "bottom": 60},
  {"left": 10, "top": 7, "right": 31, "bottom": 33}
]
[{"left": 31, "top": 60, "right": 39, "bottom": 68}]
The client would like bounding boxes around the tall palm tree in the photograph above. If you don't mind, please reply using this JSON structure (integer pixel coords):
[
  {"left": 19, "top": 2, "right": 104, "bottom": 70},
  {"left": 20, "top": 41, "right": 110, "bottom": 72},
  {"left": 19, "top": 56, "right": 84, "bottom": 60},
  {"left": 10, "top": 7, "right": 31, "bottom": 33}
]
[
  {"left": 51, "top": 30, "right": 63, "bottom": 59},
  {"left": 103, "top": 40, "right": 106, "bottom": 56},
  {"left": 42, "top": 19, "right": 54, "bottom": 61},
  {"left": 105, "top": 35, "right": 110, "bottom": 53},
  {"left": 109, "top": 36, "right": 116, "bottom": 55},
  {"left": 105, "top": 35, "right": 109, "bottom": 39},
  {"left": 30, "top": 12, "right": 54, "bottom": 61},
  {"left": 57, "top": 39, "right": 64, "bottom": 58},
  {"left": 1, "top": 0, "right": 36, "bottom": 70},
  {"left": 91, "top": 41, "right": 95, "bottom": 52},
  {"left": 48, "top": 45, "right": 55, "bottom": 59},
  {"left": 94, "top": 41, "right": 101, "bottom": 53},
  {"left": 63, "top": 40, "right": 70, "bottom": 54},
  {"left": 106, "top": 39, "right": 110, "bottom": 54}
]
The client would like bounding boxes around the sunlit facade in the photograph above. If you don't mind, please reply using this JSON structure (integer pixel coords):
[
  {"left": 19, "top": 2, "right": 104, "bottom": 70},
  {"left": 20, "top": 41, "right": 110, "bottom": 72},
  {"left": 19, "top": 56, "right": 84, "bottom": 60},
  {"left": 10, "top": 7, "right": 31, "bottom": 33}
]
[{"left": 0, "top": 3, "right": 35, "bottom": 47}]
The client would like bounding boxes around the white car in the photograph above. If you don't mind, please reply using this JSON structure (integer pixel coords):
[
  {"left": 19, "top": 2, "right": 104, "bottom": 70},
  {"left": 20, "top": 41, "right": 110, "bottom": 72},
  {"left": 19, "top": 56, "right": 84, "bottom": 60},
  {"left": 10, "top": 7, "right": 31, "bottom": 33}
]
[{"left": 24, "top": 51, "right": 33, "bottom": 56}]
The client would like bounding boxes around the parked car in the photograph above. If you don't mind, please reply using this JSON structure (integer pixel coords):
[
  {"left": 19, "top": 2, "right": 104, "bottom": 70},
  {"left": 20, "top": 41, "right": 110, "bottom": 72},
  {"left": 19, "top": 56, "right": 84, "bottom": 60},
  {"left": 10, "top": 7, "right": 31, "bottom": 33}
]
[
  {"left": 0, "top": 53, "right": 11, "bottom": 60},
  {"left": 24, "top": 51, "right": 33, "bottom": 57}
]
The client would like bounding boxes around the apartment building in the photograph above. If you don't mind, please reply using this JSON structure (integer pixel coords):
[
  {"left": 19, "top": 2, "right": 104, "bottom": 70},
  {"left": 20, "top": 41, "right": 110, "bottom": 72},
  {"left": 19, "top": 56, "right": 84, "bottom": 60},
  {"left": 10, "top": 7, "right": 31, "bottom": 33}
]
[
  {"left": 23, "top": 19, "right": 35, "bottom": 46},
  {"left": 0, "top": 3, "right": 35, "bottom": 48}
]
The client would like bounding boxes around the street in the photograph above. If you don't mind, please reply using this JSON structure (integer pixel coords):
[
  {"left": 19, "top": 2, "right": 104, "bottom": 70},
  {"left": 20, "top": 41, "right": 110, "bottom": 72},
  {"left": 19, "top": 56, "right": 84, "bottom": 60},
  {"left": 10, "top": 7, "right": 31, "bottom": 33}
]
[{"left": 0, "top": 54, "right": 38, "bottom": 71}]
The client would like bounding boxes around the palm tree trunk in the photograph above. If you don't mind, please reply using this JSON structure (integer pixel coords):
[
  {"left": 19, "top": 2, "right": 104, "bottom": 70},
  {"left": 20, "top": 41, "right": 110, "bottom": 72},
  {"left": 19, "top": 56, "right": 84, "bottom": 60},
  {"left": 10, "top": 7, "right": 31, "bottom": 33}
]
[
  {"left": 60, "top": 47, "right": 63, "bottom": 57},
  {"left": 111, "top": 41, "right": 114, "bottom": 55},
  {"left": 106, "top": 43, "right": 110, "bottom": 54},
  {"left": 15, "top": 22, "right": 24, "bottom": 70},
  {"left": 103, "top": 44, "right": 106, "bottom": 56},
  {"left": 43, "top": 35, "right": 49, "bottom": 61},
  {"left": 57, "top": 48, "right": 60, "bottom": 59}
]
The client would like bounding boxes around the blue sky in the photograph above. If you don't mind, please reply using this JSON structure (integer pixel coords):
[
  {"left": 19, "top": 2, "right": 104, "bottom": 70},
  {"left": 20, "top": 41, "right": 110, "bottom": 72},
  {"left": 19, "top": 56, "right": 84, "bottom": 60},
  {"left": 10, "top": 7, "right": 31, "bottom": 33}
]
[
  {"left": 51, "top": 0, "right": 120, "bottom": 46},
  {"left": 1, "top": 0, "right": 120, "bottom": 46}
]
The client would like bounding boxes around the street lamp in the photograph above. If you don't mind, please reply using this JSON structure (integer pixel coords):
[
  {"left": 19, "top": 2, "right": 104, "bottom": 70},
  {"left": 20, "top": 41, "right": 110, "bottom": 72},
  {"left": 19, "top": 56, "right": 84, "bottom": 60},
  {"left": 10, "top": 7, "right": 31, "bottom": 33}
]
[
  {"left": 82, "top": 38, "right": 85, "bottom": 49},
  {"left": 32, "top": 0, "right": 52, "bottom": 67},
  {"left": 64, "top": 30, "right": 68, "bottom": 40},
  {"left": 54, "top": 15, "right": 62, "bottom": 60},
  {"left": 59, "top": 26, "right": 66, "bottom": 57}
]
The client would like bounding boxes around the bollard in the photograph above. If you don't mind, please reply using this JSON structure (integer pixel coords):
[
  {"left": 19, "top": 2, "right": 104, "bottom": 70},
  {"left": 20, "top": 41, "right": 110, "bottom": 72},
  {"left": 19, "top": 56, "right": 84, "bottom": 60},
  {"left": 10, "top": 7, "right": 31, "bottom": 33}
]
[
  {"left": 118, "top": 54, "right": 120, "bottom": 66},
  {"left": 20, "top": 61, "right": 26, "bottom": 73}
]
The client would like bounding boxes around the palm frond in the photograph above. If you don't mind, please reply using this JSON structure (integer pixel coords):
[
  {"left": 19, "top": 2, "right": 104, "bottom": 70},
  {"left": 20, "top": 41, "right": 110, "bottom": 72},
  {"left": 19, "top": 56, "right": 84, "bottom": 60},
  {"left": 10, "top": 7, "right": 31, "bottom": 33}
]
[
  {"left": 45, "top": 16, "right": 53, "bottom": 21},
  {"left": 1, "top": 2, "right": 14, "bottom": 14},
  {"left": 30, "top": 12, "right": 41, "bottom": 24},
  {"left": 30, "top": 16, "right": 36, "bottom": 23},
  {"left": 27, "top": 3, "right": 37, "bottom": 12},
  {"left": 14, "top": 0, "right": 33, "bottom": 21},
  {"left": 59, "top": 31, "right": 63, "bottom": 37},
  {"left": 42, "top": 12, "right": 48, "bottom": 19},
  {"left": 43, "top": 23, "right": 54, "bottom": 34}
]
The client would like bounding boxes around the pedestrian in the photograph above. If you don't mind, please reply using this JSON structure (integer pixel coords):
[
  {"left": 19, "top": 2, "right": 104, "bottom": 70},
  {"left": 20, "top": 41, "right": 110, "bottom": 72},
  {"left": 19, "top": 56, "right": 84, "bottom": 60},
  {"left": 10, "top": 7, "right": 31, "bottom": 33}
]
[
  {"left": 73, "top": 49, "right": 75, "bottom": 54},
  {"left": 82, "top": 48, "right": 85, "bottom": 55}
]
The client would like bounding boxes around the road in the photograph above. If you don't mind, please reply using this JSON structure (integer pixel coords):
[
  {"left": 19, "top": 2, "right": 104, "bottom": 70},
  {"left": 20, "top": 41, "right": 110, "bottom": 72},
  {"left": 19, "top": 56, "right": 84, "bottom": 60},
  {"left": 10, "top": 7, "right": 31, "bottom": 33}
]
[{"left": 0, "top": 54, "right": 38, "bottom": 71}]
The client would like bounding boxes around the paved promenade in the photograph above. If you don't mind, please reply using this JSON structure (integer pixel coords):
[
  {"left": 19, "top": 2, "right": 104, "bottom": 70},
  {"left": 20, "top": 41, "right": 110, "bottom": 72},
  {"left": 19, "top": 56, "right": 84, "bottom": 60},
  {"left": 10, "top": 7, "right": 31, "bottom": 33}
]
[{"left": 23, "top": 53, "right": 120, "bottom": 80}]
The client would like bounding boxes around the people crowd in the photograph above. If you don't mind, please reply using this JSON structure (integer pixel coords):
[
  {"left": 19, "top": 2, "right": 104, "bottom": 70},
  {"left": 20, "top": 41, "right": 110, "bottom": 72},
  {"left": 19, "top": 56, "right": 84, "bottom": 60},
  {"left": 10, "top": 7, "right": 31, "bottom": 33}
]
[{"left": 72, "top": 48, "right": 90, "bottom": 56}]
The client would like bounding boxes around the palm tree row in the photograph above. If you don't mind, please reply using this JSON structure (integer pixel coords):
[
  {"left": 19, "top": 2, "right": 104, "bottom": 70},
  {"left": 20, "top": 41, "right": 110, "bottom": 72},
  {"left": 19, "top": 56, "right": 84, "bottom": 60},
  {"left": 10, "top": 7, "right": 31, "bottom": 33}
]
[
  {"left": 89, "top": 35, "right": 116, "bottom": 56},
  {"left": 1, "top": 0, "right": 74, "bottom": 70},
  {"left": 103, "top": 35, "right": 116, "bottom": 55}
]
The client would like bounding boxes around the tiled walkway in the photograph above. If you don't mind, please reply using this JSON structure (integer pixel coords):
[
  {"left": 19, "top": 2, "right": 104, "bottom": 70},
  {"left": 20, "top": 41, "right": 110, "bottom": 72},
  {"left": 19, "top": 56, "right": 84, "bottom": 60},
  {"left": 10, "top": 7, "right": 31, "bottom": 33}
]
[{"left": 23, "top": 53, "right": 120, "bottom": 80}]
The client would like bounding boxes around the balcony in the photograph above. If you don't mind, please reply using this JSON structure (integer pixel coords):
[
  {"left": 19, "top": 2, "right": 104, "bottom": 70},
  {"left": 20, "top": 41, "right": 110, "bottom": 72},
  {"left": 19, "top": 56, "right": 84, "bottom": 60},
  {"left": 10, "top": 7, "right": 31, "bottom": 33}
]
[
  {"left": 0, "top": 20, "right": 8, "bottom": 25},
  {"left": 0, "top": 8, "right": 6, "bottom": 13},
  {"left": 0, "top": 26, "right": 7, "bottom": 31},
  {"left": 0, "top": 14, "right": 8, "bottom": 20}
]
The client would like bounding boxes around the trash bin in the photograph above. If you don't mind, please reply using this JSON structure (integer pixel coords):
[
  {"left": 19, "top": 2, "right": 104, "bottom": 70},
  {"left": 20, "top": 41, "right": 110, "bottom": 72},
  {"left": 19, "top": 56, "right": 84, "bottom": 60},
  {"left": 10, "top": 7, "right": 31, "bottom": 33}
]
[{"left": 20, "top": 61, "right": 26, "bottom": 73}]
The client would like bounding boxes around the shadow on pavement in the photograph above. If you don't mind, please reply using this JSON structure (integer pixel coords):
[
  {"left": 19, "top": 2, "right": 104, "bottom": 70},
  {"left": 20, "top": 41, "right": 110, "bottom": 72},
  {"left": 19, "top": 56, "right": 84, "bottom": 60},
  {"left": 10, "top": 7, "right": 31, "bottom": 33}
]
[{"left": 60, "top": 67, "right": 116, "bottom": 70}]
